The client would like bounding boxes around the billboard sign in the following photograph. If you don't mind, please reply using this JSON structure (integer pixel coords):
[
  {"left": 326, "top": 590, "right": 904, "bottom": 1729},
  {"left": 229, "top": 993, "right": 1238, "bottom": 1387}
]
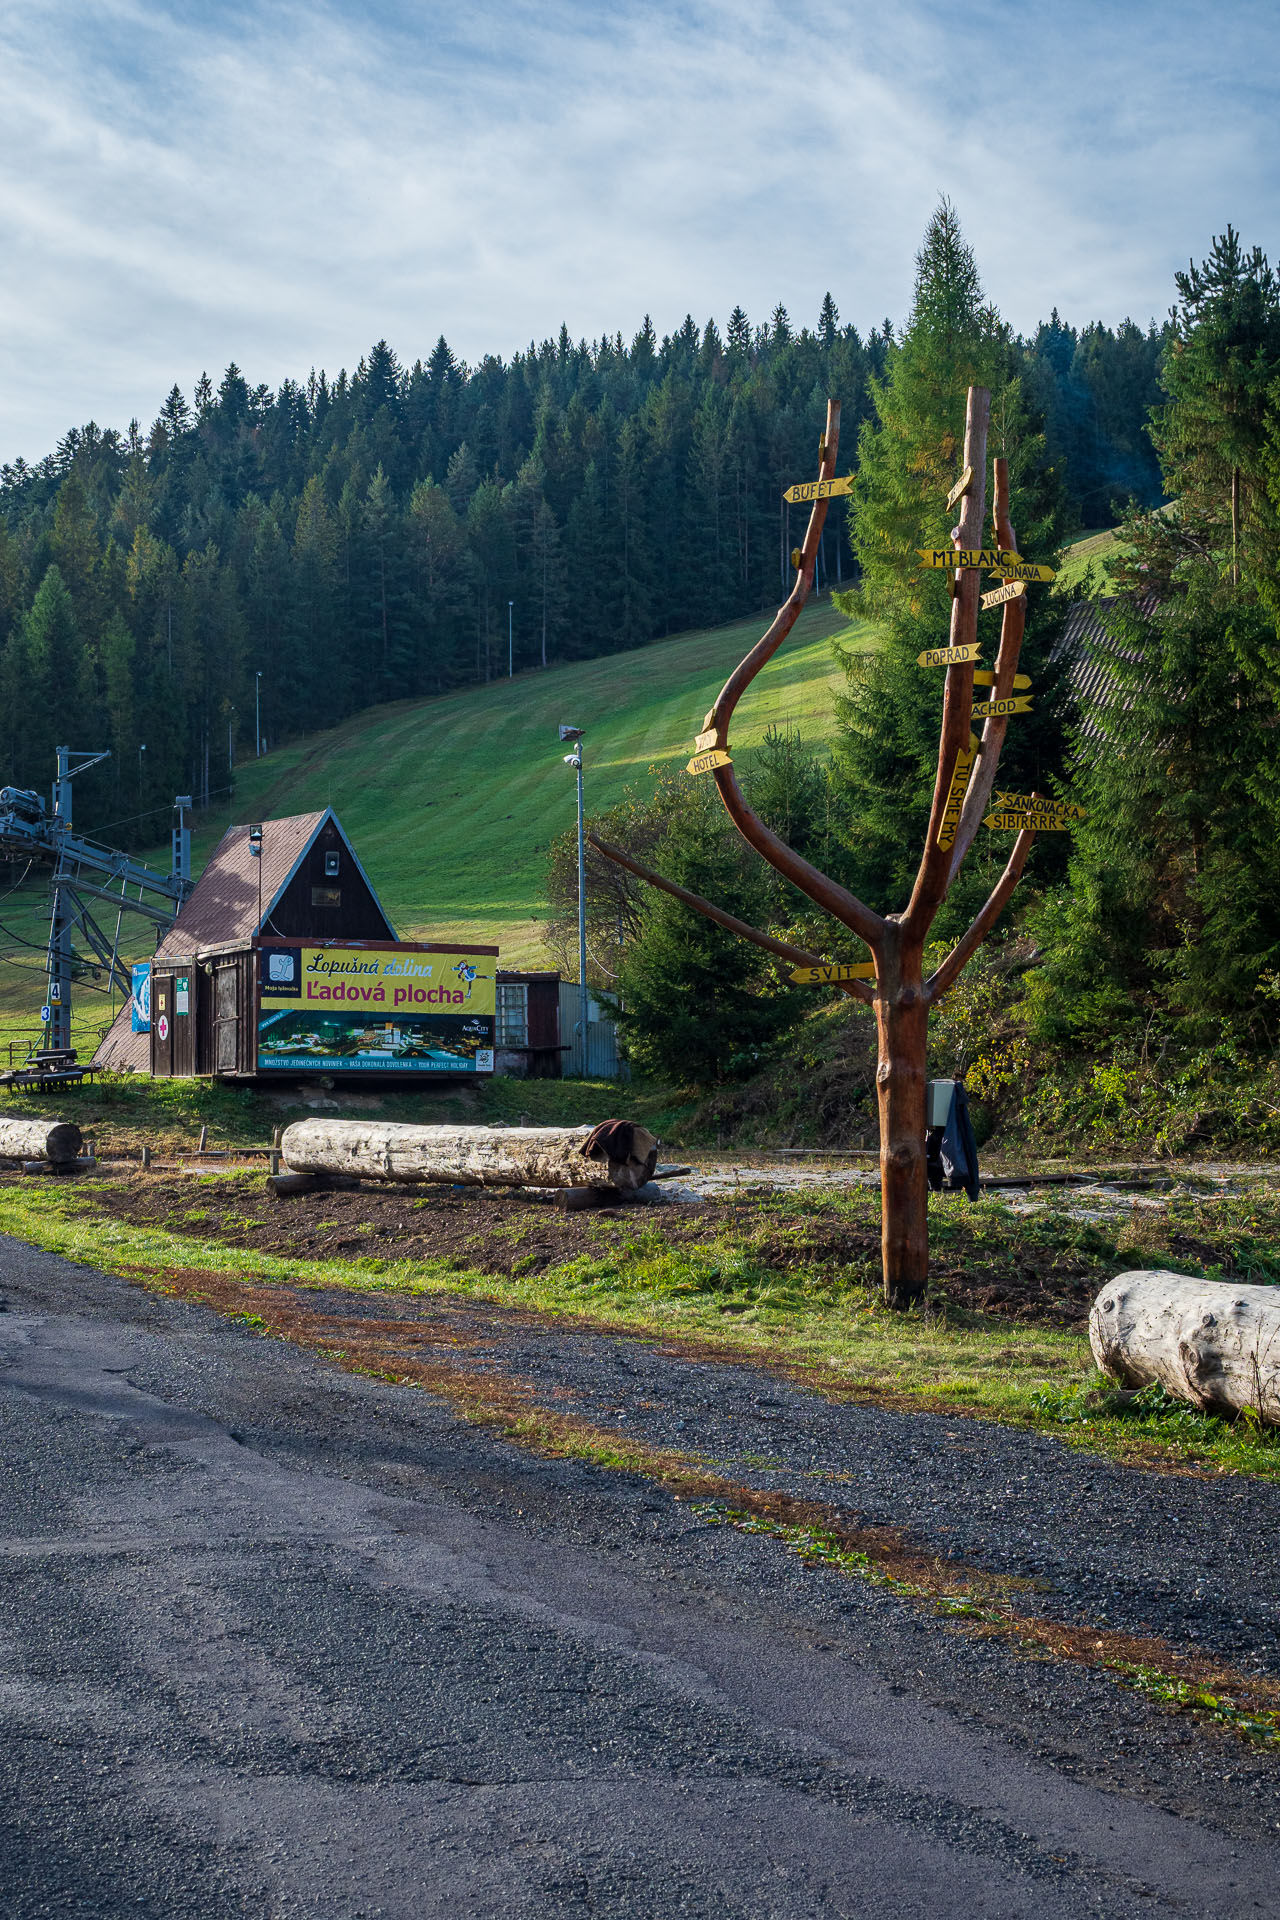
[
  {"left": 256, "top": 945, "right": 495, "bottom": 1073},
  {"left": 131, "top": 962, "right": 151, "bottom": 1033}
]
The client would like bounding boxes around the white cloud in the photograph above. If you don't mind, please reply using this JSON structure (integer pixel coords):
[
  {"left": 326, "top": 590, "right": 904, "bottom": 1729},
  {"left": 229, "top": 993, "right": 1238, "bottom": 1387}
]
[{"left": 0, "top": 0, "right": 1277, "bottom": 461}]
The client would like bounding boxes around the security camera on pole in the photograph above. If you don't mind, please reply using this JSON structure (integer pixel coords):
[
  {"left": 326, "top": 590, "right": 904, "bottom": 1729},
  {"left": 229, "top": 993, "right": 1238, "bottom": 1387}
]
[{"left": 558, "top": 726, "right": 586, "bottom": 1065}]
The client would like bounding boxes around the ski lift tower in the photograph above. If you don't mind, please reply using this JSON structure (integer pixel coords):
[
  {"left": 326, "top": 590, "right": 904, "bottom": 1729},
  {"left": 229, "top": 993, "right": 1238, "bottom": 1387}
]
[{"left": 0, "top": 747, "right": 194, "bottom": 1055}]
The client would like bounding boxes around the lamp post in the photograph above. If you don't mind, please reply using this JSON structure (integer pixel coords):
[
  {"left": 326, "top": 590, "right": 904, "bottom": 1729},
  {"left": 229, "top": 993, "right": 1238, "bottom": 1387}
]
[
  {"left": 508, "top": 601, "right": 514, "bottom": 678},
  {"left": 249, "top": 822, "right": 263, "bottom": 933},
  {"left": 138, "top": 742, "right": 146, "bottom": 795},
  {"left": 255, "top": 672, "right": 262, "bottom": 757},
  {"left": 558, "top": 725, "right": 586, "bottom": 1062}
]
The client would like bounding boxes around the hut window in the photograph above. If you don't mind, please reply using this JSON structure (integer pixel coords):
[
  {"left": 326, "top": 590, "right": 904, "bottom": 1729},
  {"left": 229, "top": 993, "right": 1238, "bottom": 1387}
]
[
  {"left": 497, "top": 982, "right": 529, "bottom": 1047},
  {"left": 311, "top": 886, "right": 341, "bottom": 908}
]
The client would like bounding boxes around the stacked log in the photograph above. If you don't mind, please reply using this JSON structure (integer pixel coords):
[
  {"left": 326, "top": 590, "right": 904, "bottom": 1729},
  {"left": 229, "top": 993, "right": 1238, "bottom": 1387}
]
[
  {"left": 279, "top": 1118, "right": 659, "bottom": 1195},
  {"left": 0, "top": 1117, "right": 84, "bottom": 1167},
  {"left": 1090, "top": 1269, "right": 1280, "bottom": 1424}
]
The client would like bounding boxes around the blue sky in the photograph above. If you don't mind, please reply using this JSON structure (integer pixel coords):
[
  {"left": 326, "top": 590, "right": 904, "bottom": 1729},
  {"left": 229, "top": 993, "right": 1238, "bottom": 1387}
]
[{"left": 1, "top": 0, "right": 1276, "bottom": 463}]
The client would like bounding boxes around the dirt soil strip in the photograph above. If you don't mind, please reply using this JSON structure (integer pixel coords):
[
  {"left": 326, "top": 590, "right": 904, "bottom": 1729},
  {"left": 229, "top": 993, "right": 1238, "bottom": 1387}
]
[
  {"left": 100, "top": 1173, "right": 1105, "bottom": 1325},
  {"left": 140, "top": 1262, "right": 1280, "bottom": 1753}
]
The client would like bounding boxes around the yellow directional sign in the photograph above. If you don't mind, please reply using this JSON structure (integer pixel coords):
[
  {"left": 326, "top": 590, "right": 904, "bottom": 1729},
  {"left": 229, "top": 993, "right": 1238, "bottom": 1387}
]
[
  {"left": 984, "top": 809, "right": 1074, "bottom": 833},
  {"left": 937, "top": 732, "right": 980, "bottom": 851},
  {"left": 783, "top": 475, "right": 854, "bottom": 505},
  {"left": 687, "top": 748, "right": 732, "bottom": 777},
  {"left": 790, "top": 962, "right": 877, "bottom": 985},
  {"left": 694, "top": 727, "right": 722, "bottom": 752},
  {"left": 980, "top": 580, "right": 1027, "bottom": 610},
  {"left": 918, "top": 547, "right": 1023, "bottom": 571},
  {"left": 916, "top": 642, "right": 982, "bottom": 668},
  {"left": 991, "top": 559, "right": 1055, "bottom": 583},
  {"left": 972, "top": 695, "right": 1032, "bottom": 719},
  {"left": 945, "top": 466, "right": 973, "bottom": 512},
  {"left": 992, "top": 791, "right": 1086, "bottom": 820},
  {"left": 973, "top": 670, "right": 1031, "bottom": 690}
]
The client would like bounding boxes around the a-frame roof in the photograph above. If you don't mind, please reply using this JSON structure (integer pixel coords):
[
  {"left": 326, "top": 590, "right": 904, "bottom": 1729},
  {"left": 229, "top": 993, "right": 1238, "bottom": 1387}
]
[
  {"left": 155, "top": 808, "right": 395, "bottom": 959},
  {"left": 92, "top": 809, "right": 395, "bottom": 1071}
]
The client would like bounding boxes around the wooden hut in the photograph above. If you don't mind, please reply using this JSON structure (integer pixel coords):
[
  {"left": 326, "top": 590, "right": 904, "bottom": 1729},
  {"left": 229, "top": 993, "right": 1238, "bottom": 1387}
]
[{"left": 94, "top": 810, "right": 497, "bottom": 1082}]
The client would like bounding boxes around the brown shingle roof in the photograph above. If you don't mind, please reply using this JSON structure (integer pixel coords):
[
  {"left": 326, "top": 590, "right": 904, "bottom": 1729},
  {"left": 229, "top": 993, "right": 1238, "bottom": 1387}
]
[
  {"left": 92, "top": 809, "right": 394, "bottom": 1072},
  {"left": 1052, "top": 594, "right": 1159, "bottom": 742},
  {"left": 154, "top": 812, "right": 327, "bottom": 959},
  {"left": 94, "top": 1003, "right": 147, "bottom": 1072}
]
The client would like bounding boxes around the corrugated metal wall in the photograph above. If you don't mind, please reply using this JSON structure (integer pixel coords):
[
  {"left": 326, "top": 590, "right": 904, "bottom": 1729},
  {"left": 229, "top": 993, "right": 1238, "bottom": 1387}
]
[{"left": 558, "top": 984, "right": 628, "bottom": 1080}]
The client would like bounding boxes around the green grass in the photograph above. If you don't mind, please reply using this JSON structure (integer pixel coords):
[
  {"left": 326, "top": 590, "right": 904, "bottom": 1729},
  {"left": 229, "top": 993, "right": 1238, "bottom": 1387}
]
[
  {"left": 178, "top": 597, "right": 866, "bottom": 970},
  {"left": 0, "top": 1068, "right": 682, "bottom": 1153},
  {"left": 1054, "top": 526, "right": 1124, "bottom": 594},
  {"left": 7, "top": 1171, "right": 1280, "bottom": 1480},
  {"left": 0, "top": 597, "right": 869, "bottom": 1038}
]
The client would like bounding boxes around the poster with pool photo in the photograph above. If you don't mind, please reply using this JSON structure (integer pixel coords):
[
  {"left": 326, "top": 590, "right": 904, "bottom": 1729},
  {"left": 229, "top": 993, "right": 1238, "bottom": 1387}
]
[
  {"left": 256, "top": 1006, "right": 494, "bottom": 1072},
  {"left": 255, "top": 942, "right": 496, "bottom": 1072}
]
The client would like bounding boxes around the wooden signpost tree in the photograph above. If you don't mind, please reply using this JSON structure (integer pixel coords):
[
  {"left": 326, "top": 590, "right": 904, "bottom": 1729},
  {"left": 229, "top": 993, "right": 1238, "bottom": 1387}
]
[{"left": 593, "top": 388, "right": 1075, "bottom": 1306}]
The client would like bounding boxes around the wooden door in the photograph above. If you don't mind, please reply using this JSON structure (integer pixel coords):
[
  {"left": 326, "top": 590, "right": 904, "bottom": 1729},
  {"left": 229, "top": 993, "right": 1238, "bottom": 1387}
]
[
  {"left": 151, "top": 976, "right": 175, "bottom": 1077},
  {"left": 214, "top": 967, "right": 239, "bottom": 1074}
]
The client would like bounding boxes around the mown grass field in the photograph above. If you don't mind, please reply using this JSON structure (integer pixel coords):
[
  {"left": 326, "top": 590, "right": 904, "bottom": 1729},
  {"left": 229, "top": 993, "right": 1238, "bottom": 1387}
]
[
  {"left": 1055, "top": 525, "right": 1124, "bottom": 593},
  {"left": 0, "top": 597, "right": 870, "bottom": 1055}
]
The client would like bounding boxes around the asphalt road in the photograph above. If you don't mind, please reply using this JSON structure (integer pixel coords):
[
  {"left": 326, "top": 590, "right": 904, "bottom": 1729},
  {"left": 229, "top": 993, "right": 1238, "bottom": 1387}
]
[{"left": 2, "top": 1236, "right": 1279, "bottom": 1918}]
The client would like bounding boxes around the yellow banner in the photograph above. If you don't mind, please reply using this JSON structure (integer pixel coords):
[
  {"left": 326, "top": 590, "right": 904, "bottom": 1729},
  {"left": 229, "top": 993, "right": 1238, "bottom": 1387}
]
[
  {"left": 783, "top": 475, "right": 854, "bottom": 504},
  {"left": 972, "top": 695, "right": 1033, "bottom": 718},
  {"left": 990, "top": 560, "right": 1055, "bottom": 583},
  {"left": 917, "top": 642, "right": 981, "bottom": 668},
  {"left": 260, "top": 945, "right": 496, "bottom": 1018},
  {"left": 945, "top": 466, "right": 973, "bottom": 511},
  {"left": 973, "top": 670, "right": 1031, "bottom": 690},
  {"left": 937, "top": 732, "right": 980, "bottom": 851},
  {"left": 992, "top": 792, "right": 1086, "bottom": 820},
  {"left": 790, "top": 962, "right": 876, "bottom": 984},
  {"left": 984, "top": 810, "right": 1074, "bottom": 833},
  {"left": 917, "top": 546, "right": 1023, "bottom": 570},
  {"left": 980, "top": 580, "right": 1027, "bottom": 610}
]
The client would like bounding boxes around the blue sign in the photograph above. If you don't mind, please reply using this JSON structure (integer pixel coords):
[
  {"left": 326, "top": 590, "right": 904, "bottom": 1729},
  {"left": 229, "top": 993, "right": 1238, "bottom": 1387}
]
[{"left": 131, "top": 962, "right": 151, "bottom": 1033}]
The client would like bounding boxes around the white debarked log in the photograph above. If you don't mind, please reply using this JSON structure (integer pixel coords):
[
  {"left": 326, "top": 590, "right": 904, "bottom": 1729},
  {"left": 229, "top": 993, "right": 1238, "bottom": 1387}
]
[
  {"left": 0, "top": 1117, "right": 84, "bottom": 1165},
  {"left": 1090, "top": 1269, "right": 1280, "bottom": 1424},
  {"left": 279, "top": 1118, "right": 659, "bottom": 1193}
]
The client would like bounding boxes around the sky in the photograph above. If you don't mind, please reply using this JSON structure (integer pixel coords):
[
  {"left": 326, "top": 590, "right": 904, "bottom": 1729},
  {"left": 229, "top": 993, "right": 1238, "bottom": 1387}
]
[{"left": 1, "top": 0, "right": 1277, "bottom": 465}]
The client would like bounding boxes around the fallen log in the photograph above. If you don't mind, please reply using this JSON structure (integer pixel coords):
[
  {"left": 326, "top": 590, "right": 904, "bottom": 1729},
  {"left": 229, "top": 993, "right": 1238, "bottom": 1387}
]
[
  {"left": 1090, "top": 1270, "right": 1280, "bottom": 1424},
  {"left": 279, "top": 1118, "right": 660, "bottom": 1194},
  {"left": 0, "top": 1117, "right": 83, "bottom": 1166}
]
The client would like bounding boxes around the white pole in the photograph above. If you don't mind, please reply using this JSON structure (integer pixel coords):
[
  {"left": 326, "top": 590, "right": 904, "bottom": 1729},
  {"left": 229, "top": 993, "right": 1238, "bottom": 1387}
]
[
  {"left": 508, "top": 600, "right": 514, "bottom": 678},
  {"left": 576, "top": 750, "right": 586, "bottom": 1054},
  {"left": 255, "top": 673, "right": 262, "bottom": 756}
]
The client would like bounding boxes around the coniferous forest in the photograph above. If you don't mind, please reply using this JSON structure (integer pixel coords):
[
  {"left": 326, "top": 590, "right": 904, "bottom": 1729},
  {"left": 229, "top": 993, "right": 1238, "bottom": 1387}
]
[{"left": 0, "top": 278, "right": 1165, "bottom": 843}]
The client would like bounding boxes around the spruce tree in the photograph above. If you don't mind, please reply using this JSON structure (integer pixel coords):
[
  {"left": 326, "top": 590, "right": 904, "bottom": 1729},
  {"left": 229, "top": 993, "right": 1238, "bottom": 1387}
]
[{"left": 829, "top": 200, "right": 1071, "bottom": 924}]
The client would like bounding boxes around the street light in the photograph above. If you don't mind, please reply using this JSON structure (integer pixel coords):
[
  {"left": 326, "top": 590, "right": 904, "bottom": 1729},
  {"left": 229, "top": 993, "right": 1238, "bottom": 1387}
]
[
  {"left": 138, "top": 743, "right": 146, "bottom": 795},
  {"left": 508, "top": 600, "right": 514, "bottom": 679},
  {"left": 559, "top": 726, "right": 586, "bottom": 1061},
  {"left": 255, "top": 672, "right": 262, "bottom": 757}
]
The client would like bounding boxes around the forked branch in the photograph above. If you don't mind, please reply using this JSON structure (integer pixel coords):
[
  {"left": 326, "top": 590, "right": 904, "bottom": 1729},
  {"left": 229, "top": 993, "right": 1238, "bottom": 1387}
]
[
  {"left": 590, "top": 834, "right": 875, "bottom": 1007},
  {"left": 700, "top": 398, "right": 886, "bottom": 952}
]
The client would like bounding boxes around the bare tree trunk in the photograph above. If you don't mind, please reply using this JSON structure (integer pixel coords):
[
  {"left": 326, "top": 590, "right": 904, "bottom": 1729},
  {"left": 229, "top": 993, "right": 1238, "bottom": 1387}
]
[{"left": 875, "top": 934, "right": 929, "bottom": 1305}]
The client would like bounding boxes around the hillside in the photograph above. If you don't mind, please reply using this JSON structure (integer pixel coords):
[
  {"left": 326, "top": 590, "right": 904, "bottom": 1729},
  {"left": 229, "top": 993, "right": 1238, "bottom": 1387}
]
[{"left": 0, "top": 598, "right": 871, "bottom": 1049}]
